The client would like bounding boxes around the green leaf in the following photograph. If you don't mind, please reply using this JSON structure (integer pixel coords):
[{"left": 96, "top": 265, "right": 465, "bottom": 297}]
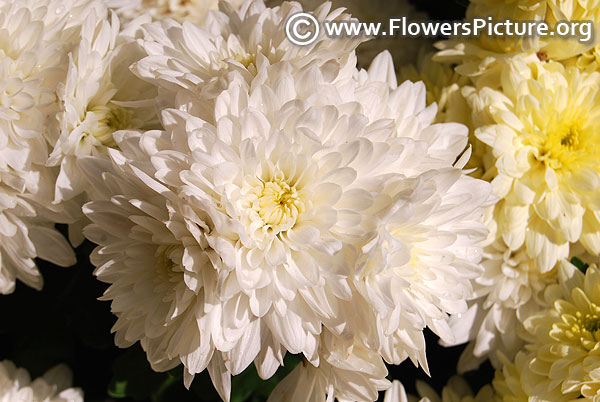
[{"left": 570, "top": 257, "right": 590, "bottom": 273}]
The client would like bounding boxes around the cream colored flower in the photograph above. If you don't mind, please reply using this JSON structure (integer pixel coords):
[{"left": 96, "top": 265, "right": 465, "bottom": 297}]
[
  {"left": 435, "top": 0, "right": 600, "bottom": 84},
  {"left": 565, "top": 44, "right": 600, "bottom": 73},
  {"left": 0, "top": 360, "right": 83, "bottom": 402},
  {"left": 445, "top": 238, "right": 558, "bottom": 372},
  {"left": 470, "top": 57, "right": 600, "bottom": 272},
  {"left": 382, "top": 376, "right": 495, "bottom": 402},
  {"left": 524, "top": 259, "right": 600, "bottom": 399},
  {"left": 0, "top": 173, "right": 77, "bottom": 294},
  {"left": 492, "top": 351, "right": 575, "bottom": 402},
  {"left": 0, "top": 0, "right": 106, "bottom": 173}
]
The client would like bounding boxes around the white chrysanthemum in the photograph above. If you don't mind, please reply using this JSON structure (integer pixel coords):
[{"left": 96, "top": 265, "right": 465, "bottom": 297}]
[
  {"left": 131, "top": 0, "right": 362, "bottom": 119},
  {"left": 0, "top": 0, "right": 105, "bottom": 172},
  {"left": 0, "top": 174, "right": 77, "bottom": 294},
  {"left": 266, "top": 0, "right": 430, "bottom": 68},
  {"left": 106, "top": 0, "right": 244, "bottom": 24},
  {"left": 267, "top": 332, "right": 389, "bottom": 402},
  {"left": 382, "top": 377, "right": 495, "bottom": 402},
  {"left": 82, "top": 3, "right": 492, "bottom": 399},
  {"left": 523, "top": 258, "right": 600, "bottom": 399},
  {"left": 0, "top": 0, "right": 103, "bottom": 293},
  {"left": 0, "top": 360, "right": 83, "bottom": 402},
  {"left": 84, "top": 73, "right": 490, "bottom": 402},
  {"left": 48, "top": 10, "right": 158, "bottom": 204},
  {"left": 470, "top": 57, "right": 600, "bottom": 273}
]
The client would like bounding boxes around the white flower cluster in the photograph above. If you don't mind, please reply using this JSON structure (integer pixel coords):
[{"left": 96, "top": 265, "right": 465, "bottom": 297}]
[
  {"left": 16, "top": 0, "right": 600, "bottom": 400},
  {"left": 80, "top": 1, "right": 492, "bottom": 398}
]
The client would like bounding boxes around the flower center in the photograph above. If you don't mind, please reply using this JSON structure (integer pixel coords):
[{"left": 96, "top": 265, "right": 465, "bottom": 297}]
[
  {"left": 539, "top": 122, "right": 585, "bottom": 170},
  {"left": 257, "top": 178, "right": 304, "bottom": 228},
  {"left": 560, "top": 302, "right": 600, "bottom": 349},
  {"left": 560, "top": 126, "right": 579, "bottom": 148},
  {"left": 84, "top": 104, "right": 133, "bottom": 148},
  {"left": 234, "top": 52, "right": 256, "bottom": 69},
  {"left": 581, "top": 312, "right": 600, "bottom": 337}
]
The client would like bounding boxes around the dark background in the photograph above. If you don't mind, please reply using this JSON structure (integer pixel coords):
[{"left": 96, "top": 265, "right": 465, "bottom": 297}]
[{"left": 0, "top": 1, "right": 495, "bottom": 401}]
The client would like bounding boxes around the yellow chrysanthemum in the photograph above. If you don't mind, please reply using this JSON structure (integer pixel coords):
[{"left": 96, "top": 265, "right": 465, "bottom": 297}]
[
  {"left": 492, "top": 351, "right": 576, "bottom": 401},
  {"left": 524, "top": 261, "right": 600, "bottom": 399},
  {"left": 472, "top": 57, "right": 600, "bottom": 272},
  {"left": 565, "top": 44, "right": 600, "bottom": 73},
  {"left": 435, "top": 0, "right": 599, "bottom": 83}
]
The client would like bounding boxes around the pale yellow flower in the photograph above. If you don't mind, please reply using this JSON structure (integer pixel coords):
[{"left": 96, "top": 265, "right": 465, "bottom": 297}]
[
  {"left": 565, "top": 45, "right": 600, "bottom": 73},
  {"left": 470, "top": 57, "right": 600, "bottom": 272},
  {"left": 524, "top": 261, "right": 600, "bottom": 399},
  {"left": 382, "top": 376, "right": 495, "bottom": 402},
  {"left": 492, "top": 351, "right": 576, "bottom": 401},
  {"left": 435, "top": 0, "right": 600, "bottom": 83}
]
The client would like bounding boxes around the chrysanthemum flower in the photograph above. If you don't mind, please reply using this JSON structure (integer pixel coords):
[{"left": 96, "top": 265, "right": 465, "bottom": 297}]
[
  {"left": 48, "top": 10, "right": 158, "bottom": 205},
  {"left": 470, "top": 58, "right": 600, "bottom": 272},
  {"left": 106, "top": 0, "right": 244, "bottom": 24},
  {"left": 131, "top": 0, "right": 362, "bottom": 120},
  {"left": 0, "top": 174, "right": 77, "bottom": 294},
  {"left": 267, "top": 332, "right": 390, "bottom": 401},
  {"left": 0, "top": 360, "right": 83, "bottom": 402},
  {"left": 492, "top": 351, "right": 574, "bottom": 402},
  {"left": 266, "top": 0, "right": 430, "bottom": 69},
  {"left": 565, "top": 44, "right": 600, "bottom": 73},
  {"left": 382, "top": 376, "right": 495, "bottom": 402},
  {"left": 82, "top": 2, "right": 492, "bottom": 399},
  {"left": 0, "top": 0, "right": 105, "bottom": 173},
  {"left": 445, "top": 237, "right": 558, "bottom": 372},
  {"left": 0, "top": 0, "right": 103, "bottom": 293},
  {"left": 435, "top": 0, "right": 600, "bottom": 84},
  {"left": 523, "top": 258, "right": 600, "bottom": 399},
  {"left": 398, "top": 50, "right": 471, "bottom": 126}
]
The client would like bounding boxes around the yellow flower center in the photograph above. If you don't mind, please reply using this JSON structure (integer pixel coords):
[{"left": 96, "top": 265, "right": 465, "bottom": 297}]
[
  {"left": 524, "top": 106, "right": 600, "bottom": 173},
  {"left": 234, "top": 52, "right": 256, "bottom": 69},
  {"left": 257, "top": 178, "right": 304, "bottom": 228},
  {"left": 557, "top": 300, "right": 600, "bottom": 350},
  {"left": 581, "top": 312, "right": 600, "bottom": 338},
  {"left": 84, "top": 104, "right": 133, "bottom": 148},
  {"left": 541, "top": 121, "right": 585, "bottom": 169}
]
